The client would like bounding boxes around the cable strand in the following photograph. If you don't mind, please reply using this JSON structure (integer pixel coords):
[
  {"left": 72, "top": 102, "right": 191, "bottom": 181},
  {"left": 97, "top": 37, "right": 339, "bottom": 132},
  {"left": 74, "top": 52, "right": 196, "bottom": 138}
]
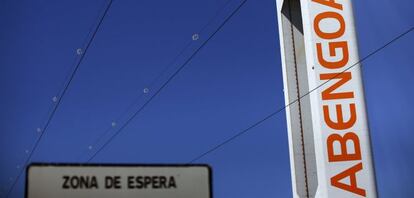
[{"left": 187, "top": 26, "right": 414, "bottom": 164}]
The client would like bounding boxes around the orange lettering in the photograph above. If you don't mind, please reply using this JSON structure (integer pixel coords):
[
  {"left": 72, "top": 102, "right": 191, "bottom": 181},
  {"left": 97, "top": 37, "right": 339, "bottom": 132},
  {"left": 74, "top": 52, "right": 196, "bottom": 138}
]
[
  {"left": 317, "top": 41, "right": 349, "bottom": 69},
  {"left": 320, "top": 72, "right": 354, "bottom": 100},
  {"left": 331, "top": 163, "right": 366, "bottom": 197},
  {"left": 323, "top": 104, "right": 356, "bottom": 130},
  {"left": 312, "top": 0, "right": 343, "bottom": 10},
  {"left": 314, "top": 12, "right": 345, "bottom": 39},
  {"left": 327, "top": 132, "right": 361, "bottom": 162}
]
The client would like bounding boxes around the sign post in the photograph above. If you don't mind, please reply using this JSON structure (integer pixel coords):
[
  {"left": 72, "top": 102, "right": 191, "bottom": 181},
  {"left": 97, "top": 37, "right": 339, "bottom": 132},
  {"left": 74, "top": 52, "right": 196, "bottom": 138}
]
[
  {"left": 276, "top": 0, "right": 377, "bottom": 197},
  {"left": 26, "top": 164, "right": 212, "bottom": 198}
]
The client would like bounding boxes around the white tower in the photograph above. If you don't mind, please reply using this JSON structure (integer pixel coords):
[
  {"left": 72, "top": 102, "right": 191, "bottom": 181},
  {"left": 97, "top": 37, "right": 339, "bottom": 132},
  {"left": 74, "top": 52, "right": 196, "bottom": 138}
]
[{"left": 275, "top": 0, "right": 377, "bottom": 197}]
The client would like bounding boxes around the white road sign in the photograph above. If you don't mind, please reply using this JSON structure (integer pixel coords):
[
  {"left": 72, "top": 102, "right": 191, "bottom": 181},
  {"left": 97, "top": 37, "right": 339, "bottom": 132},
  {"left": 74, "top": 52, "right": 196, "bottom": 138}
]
[{"left": 26, "top": 164, "right": 212, "bottom": 198}]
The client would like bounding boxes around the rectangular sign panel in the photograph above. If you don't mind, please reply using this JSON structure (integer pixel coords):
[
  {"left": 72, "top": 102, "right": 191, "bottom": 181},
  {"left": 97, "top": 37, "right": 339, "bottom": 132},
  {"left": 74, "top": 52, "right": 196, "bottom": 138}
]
[
  {"left": 276, "top": 0, "right": 377, "bottom": 197},
  {"left": 26, "top": 164, "right": 212, "bottom": 198}
]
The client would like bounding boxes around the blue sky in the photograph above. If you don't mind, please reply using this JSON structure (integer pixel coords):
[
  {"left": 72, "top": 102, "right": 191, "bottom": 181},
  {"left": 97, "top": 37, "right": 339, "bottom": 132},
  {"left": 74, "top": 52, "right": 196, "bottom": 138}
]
[{"left": 0, "top": 0, "right": 413, "bottom": 197}]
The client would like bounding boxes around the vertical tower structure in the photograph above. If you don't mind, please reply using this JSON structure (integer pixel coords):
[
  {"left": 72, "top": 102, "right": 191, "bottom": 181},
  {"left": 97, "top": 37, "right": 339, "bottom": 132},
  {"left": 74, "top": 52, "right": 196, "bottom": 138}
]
[{"left": 276, "top": 0, "right": 377, "bottom": 197}]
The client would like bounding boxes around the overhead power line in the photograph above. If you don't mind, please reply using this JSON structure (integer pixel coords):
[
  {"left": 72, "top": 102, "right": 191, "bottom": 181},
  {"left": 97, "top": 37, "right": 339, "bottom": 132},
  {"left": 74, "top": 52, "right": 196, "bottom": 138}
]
[
  {"left": 6, "top": 0, "right": 114, "bottom": 196},
  {"left": 76, "top": 0, "right": 234, "bottom": 161},
  {"left": 187, "top": 26, "right": 414, "bottom": 164},
  {"left": 85, "top": 0, "right": 249, "bottom": 162}
]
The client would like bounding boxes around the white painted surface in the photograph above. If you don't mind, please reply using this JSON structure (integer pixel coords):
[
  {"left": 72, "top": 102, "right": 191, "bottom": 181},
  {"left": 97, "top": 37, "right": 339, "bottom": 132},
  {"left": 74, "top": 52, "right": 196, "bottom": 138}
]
[
  {"left": 27, "top": 165, "right": 211, "bottom": 198},
  {"left": 276, "top": 0, "right": 377, "bottom": 197}
]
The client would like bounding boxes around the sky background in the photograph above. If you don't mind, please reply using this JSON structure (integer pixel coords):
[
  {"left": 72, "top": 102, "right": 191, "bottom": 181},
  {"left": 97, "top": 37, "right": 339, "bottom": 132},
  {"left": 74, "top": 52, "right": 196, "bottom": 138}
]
[{"left": 0, "top": 0, "right": 413, "bottom": 197}]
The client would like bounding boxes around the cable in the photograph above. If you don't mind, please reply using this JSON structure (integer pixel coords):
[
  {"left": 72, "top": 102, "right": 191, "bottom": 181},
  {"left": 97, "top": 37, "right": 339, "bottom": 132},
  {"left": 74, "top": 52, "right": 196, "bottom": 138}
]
[
  {"left": 85, "top": 0, "right": 249, "bottom": 162},
  {"left": 76, "top": 0, "right": 234, "bottom": 161},
  {"left": 187, "top": 26, "right": 414, "bottom": 164},
  {"left": 5, "top": 0, "right": 114, "bottom": 196}
]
